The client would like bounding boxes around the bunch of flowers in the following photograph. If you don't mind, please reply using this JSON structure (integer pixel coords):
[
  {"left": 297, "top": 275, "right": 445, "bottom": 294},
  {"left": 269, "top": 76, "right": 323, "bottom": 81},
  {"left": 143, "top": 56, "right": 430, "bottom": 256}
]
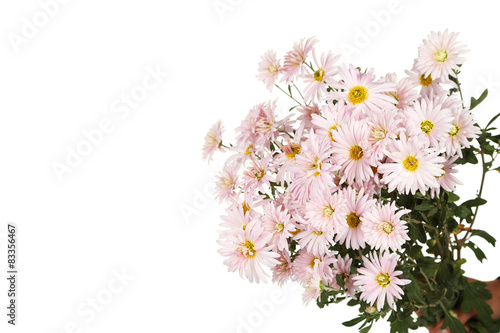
[{"left": 203, "top": 30, "right": 500, "bottom": 332}]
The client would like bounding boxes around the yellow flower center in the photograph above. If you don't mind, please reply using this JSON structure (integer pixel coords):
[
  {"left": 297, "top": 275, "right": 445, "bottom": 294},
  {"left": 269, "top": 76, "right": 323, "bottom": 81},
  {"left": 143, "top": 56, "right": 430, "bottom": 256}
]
[
  {"left": 403, "top": 156, "right": 419, "bottom": 172},
  {"left": 239, "top": 240, "right": 256, "bottom": 258},
  {"left": 242, "top": 201, "right": 251, "bottom": 214},
  {"left": 434, "top": 50, "right": 448, "bottom": 63},
  {"left": 348, "top": 85, "right": 369, "bottom": 104},
  {"left": 323, "top": 206, "right": 334, "bottom": 217},
  {"left": 244, "top": 144, "right": 253, "bottom": 155},
  {"left": 275, "top": 223, "right": 284, "bottom": 233},
  {"left": 349, "top": 145, "right": 364, "bottom": 161},
  {"left": 268, "top": 64, "right": 279, "bottom": 74},
  {"left": 376, "top": 273, "right": 391, "bottom": 287},
  {"left": 372, "top": 128, "right": 387, "bottom": 140},
  {"left": 380, "top": 221, "right": 394, "bottom": 234},
  {"left": 346, "top": 212, "right": 361, "bottom": 228},
  {"left": 255, "top": 169, "right": 265, "bottom": 180},
  {"left": 285, "top": 143, "right": 301, "bottom": 159},
  {"left": 421, "top": 120, "right": 434, "bottom": 134},
  {"left": 419, "top": 74, "right": 433, "bottom": 87},
  {"left": 314, "top": 68, "right": 325, "bottom": 82},
  {"left": 312, "top": 230, "right": 324, "bottom": 236},
  {"left": 449, "top": 124, "right": 460, "bottom": 137}
]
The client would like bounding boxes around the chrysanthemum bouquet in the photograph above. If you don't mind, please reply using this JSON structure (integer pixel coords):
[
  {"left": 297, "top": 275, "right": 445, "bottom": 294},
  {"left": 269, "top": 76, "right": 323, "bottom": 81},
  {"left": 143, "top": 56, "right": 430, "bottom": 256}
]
[{"left": 203, "top": 30, "right": 500, "bottom": 332}]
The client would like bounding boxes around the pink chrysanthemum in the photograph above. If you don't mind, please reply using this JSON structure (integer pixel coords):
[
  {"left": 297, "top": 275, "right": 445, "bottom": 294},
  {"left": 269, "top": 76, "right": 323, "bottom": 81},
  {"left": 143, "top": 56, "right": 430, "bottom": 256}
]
[
  {"left": 335, "top": 187, "right": 375, "bottom": 249},
  {"left": 292, "top": 249, "right": 335, "bottom": 284},
  {"left": 311, "top": 102, "right": 354, "bottom": 143},
  {"left": 294, "top": 224, "right": 334, "bottom": 257},
  {"left": 331, "top": 119, "right": 374, "bottom": 186},
  {"left": 403, "top": 96, "right": 453, "bottom": 149},
  {"left": 274, "top": 138, "right": 302, "bottom": 185},
  {"left": 352, "top": 252, "right": 411, "bottom": 311},
  {"left": 415, "top": 29, "right": 469, "bottom": 81},
  {"left": 296, "top": 102, "right": 321, "bottom": 138},
  {"left": 280, "top": 37, "right": 318, "bottom": 83},
  {"left": 289, "top": 130, "right": 340, "bottom": 203},
  {"left": 361, "top": 201, "right": 411, "bottom": 252},
  {"left": 366, "top": 108, "right": 402, "bottom": 164},
  {"left": 214, "top": 162, "right": 240, "bottom": 204},
  {"left": 304, "top": 189, "right": 346, "bottom": 230},
  {"left": 218, "top": 221, "right": 280, "bottom": 283},
  {"left": 202, "top": 120, "right": 225, "bottom": 163},
  {"left": 271, "top": 250, "right": 293, "bottom": 287},
  {"left": 241, "top": 154, "right": 275, "bottom": 193},
  {"left": 430, "top": 154, "right": 463, "bottom": 198},
  {"left": 327, "top": 65, "right": 397, "bottom": 117},
  {"left": 405, "top": 69, "right": 447, "bottom": 97},
  {"left": 378, "top": 134, "right": 445, "bottom": 195},
  {"left": 256, "top": 50, "right": 281, "bottom": 92},
  {"left": 382, "top": 73, "right": 419, "bottom": 110},
  {"left": 261, "top": 202, "right": 296, "bottom": 251},
  {"left": 333, "top": 254, "right": 356, "bottom": 297},
  {"left": 302, "top": 272, "right": 323, "bottom": 306},
  {"left": 302, "top": 50, "right": 340, "bottom": 102},
  {"left": 444, "top": 107, "right": 481, "bottom": 158}
]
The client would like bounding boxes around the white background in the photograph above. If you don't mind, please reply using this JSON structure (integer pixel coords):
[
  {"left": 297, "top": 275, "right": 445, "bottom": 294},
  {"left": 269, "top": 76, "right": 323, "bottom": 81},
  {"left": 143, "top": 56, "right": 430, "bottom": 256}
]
[{"left": 1, "top": 0, "right": 500, "bottom": 332}]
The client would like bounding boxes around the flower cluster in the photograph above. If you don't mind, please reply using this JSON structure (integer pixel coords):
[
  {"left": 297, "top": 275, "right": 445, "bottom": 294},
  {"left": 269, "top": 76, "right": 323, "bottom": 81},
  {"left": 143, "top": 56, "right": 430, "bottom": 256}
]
[{"left": 203, "top": 30, "right": 496, "bottom": 331}]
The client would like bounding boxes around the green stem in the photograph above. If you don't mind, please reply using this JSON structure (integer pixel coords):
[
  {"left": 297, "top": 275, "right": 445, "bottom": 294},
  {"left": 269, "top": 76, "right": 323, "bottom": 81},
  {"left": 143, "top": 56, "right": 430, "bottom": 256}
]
[{"left": 274, "top": 84, "right": 303, "bottom": 106}]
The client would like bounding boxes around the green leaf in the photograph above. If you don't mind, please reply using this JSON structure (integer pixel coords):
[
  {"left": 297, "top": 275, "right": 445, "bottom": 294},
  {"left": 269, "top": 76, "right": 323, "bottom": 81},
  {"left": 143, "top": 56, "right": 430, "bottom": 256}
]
[
  {"left": 408, "top": 220, "right": 426, "bottom": 243},
  {"left": 446, "top": 192, "right": 460, "bottom": 203},
  {"left": 342, "top": 316, "right": 365, "bottom": 327},
  {"left": 471, "top": 229, "right": 497, "bottom": 247},
  {"left": 441, "top": 308, "right": 468, "bottom": 333},
  {"left": 462, "top": 197, "right": 487, "bottom": 208},
  {"left": 414, "top": 203, "right": 435, "bottom": 211},
  {"left": 486, "top": 111, "right": 500, "bottom": 130},
  {"left": 466, "top": 241, "right": 487, "bottom": 262},
  {"left": 470, "top": 89, "right": 488, "bottom": 110},
  {"left": 461, "top": 280, "right": 493, "bottom": 324}
]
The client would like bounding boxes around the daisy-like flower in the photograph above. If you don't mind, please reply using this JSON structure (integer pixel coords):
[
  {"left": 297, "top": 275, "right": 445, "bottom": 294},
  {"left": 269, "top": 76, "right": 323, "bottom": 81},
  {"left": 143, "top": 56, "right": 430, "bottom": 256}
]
[
  {"left": 333, "top": 254, "right": 356, "bottom": 297},
  {"left": 311, "top": 102, "right": 354, "bottom": 143},
  {"left": 335, "top": 187, "right": 375, "bottom": 250},
  {"left": 304, "top": 189, "right": 346, "bottom": 230},
  {"left": 241, "top": 154, "right": 275, "bottom": 193},
  {"left": 294, "top": 224, "right": 334, "bottom": 257},
  {"left": 403, "top": 96, "right": 453, "bottom": 149},
  {"left": 214, "top": 162, "right": 240, "bottom": 204},
  {"left": 261, "top": 202, "right": 296, "bottom": 251},
  {"left": 292, "top": 249, "right": 335, "bottom": 284},
  {"left": 256, "top": 50, "right": 281, "bottom": 92},
  {"left": 352, "top": 251, "right": 411, "bottom": 311},
  {"left": 302, "top": 272, "right": 323, "bottom": 306},
  {"left": 202, "top": 120, "right": 225, "bottom": 163},
  {"left": 288, "top": 130, "right": 340, "bottom": 204},
  {"left": 361, "top": 201, "right": 411, "bottom": 252},
  {"left": 331, "top": 119, "right": 374, "bottom": 186},
  {"left": 430, "top": 154, "right": 463, "bottom": 198},
  {"left": 444, "top": 107, "right": 481, "bottom": 158},
  {"left": 415, "top": 29, "right": 469, "bottom": 81},
  {"left": 218, "top": 220, "right": 280, "bottom": 283},
  {"left": 271, "top": 250, "right": 293, "bottom": 287},
  {"left": 254, "top": 100, "right": 294, "bottom": 150},
  {"left": 302, "top": 50, "right": 340, "bottom": 102},
  {"left": 378, "top": 134, "right": 446, "bottom": 195},
  {"left": 366, "top": 108, "right": 402, "bottom": 164},
  {"left": 219, "top": 202, "right": 260, "bottom": 238},
  {"left": 382, "top": 74, "right": 419, "bottom": 110},
  {"left": 327, "top": 65, "right": 397, "bottom": 117},
  {"left": 296, "top": 102, "right": 321, "bottom": 138},
  {"left": 405, "top": 69, "right": 447, "bottom": 97},
  {"left": 281, "top": 37, "right": 318, "bottom": 83}
]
